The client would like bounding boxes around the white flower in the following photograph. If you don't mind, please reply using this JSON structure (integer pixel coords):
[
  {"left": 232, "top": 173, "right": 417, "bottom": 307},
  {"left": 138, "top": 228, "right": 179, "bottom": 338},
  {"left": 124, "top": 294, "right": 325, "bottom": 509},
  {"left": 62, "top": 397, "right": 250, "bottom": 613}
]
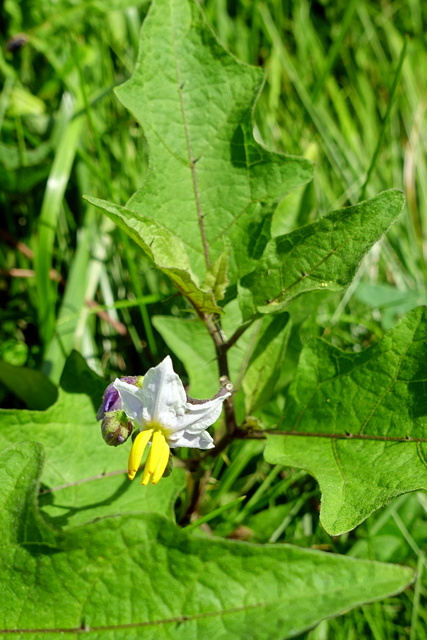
[{"left": 113, "top": 356, "right": 231, "bottom": 485}]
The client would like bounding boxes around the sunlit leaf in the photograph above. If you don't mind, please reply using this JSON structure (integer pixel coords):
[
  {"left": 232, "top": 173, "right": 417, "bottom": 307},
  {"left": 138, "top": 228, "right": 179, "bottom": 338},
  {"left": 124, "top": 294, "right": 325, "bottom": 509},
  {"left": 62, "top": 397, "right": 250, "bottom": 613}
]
[
  {"left": 88, "top": 0, "right": 313, "bottom": 310},
  {"left": 265, "top": 306, "right": 427, "bottom": 534},
  {"left": 239, "top": 190, "right": 404, "bottom": 318},
  {"left": 0, "top": 442, "right": 414, "bottom": 639}
]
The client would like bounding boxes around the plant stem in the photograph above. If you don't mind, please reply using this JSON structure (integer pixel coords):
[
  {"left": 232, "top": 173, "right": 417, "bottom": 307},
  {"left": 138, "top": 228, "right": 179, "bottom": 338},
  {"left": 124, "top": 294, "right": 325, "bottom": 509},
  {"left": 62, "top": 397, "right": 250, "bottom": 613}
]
[
  {"left": 224, "top": 318, "right": 254, "bottom": 351},
  {"left": 181, "top": 312, "right": 241, "bottom": 524},
  {"left": 203, "top": 314, "right": 238, "bottom": 437},
  {"left": 179, "top": 466, "right": 210, "bottom": 526}
]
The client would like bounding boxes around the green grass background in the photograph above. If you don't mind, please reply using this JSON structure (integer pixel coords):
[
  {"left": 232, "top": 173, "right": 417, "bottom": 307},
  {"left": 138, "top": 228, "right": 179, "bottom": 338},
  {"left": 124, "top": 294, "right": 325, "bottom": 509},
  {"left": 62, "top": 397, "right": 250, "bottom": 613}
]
[{"left": 1, "top": 0, "right": 427, "bottom": 637}]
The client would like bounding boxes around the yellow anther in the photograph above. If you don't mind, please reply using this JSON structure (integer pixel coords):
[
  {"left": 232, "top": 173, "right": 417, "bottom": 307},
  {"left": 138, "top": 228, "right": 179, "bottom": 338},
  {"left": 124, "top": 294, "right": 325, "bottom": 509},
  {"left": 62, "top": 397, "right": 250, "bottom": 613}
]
[
  {"left": 141, "top": 430, "right": 168, "bottom": 485},
  {"left": 128, "top": 429, "right": 153, "bottom": 480},
  {"left": 141, "top": 465, "right": 153, "bottom": 486},
  {"left": 152, "top": 438, "right": 170, "bottom": 484},
  {"left": 146, "top": 430, "right": 165, "bottom": 474}
]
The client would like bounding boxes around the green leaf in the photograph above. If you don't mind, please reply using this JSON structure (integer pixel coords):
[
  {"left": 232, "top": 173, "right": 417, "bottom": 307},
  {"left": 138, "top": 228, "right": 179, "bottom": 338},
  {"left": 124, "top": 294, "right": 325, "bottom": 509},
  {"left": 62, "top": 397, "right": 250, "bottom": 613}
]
[
  {"left": 152, "top": 315, "right": 218, "bottom": 398},
  {"left": 0, "top": 352, "right": 185, "bottom": 527},
  {"left": 154, "top": 300, "right": 254, "bottom": 399},
  {"left": 242, "top": 313, "right": 291, "bottom": 414},
  {"left": 90, "top": 0, "right": 313, "bottom": 304},
  {"left": 355, "top": 282, "right": 427, "bottom": 330},
  {"left": 264, "top": 306, "right": 427, "bottom": 534},
  {"left": 203, "top": 247, "right": 230, "bottom": 302},
  {"left": 0, "top": 360, "right": 57, "bottom": 410},
  {"left": 85, "top": 196, "right": 222, "bottom": 314},
  {"left": 244, "top": 504, "right": 294, "bottom": 543},
  {"left": 0, "top": 442, "right": 414, "bottom": 638},
  {"left": 239, "top": 189, "right": 404, "bottom": 318},
  {"left": 153, "top": 300, "right": 253, "bottom": 399}
]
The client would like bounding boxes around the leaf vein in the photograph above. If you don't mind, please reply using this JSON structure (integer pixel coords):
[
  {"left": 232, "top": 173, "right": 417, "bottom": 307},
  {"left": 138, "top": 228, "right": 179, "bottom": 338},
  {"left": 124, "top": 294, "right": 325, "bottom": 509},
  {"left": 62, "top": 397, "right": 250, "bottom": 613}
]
[
  {"left": 416, "top": 442, "right": 427, "bottom": 471},
  {"left": 171, "top": 3, "right": 211, "bottom": 270}
]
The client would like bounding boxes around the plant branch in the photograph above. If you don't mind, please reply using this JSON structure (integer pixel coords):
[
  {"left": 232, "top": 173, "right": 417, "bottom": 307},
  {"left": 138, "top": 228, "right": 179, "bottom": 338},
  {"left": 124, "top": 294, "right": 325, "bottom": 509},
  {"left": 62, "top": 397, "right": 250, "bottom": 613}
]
[
  {"left": 179, "top": 467, "right": 210, "bottom": 526},
  {"left": 223, "top": 318, "right": 255, "bottom": 351},
  {"left": 180, "top": 312, "right": 241, "bottom": 524}
]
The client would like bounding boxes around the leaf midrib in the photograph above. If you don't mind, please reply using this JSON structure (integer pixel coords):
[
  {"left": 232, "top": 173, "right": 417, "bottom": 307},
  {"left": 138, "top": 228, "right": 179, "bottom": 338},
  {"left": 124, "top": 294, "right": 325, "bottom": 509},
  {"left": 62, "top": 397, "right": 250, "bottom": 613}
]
[
  {"left": 0, "top": 577, "right": 410, "bottom": 635},
  {"left": 171, "top": 1, "right": 211, "bottom": 271}
]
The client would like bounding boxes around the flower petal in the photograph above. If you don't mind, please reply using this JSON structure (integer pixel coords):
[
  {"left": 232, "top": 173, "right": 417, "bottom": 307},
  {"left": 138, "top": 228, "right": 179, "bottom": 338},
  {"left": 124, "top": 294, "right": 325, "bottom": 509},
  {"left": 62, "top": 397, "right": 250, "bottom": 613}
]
[
  {"left": 97, "top": 376, "right": 142, "bottom": 420},
  {"left": 140, "top": 356, "right": 187, "bottom": 431},
  {"left": 113, "top": 379, "right": 145, "bottom": 425},
  {"left": 96, "top": 383, "right": 121, "bottom": 420},
  {"left": 169, "top": 429, "right": 215, "bottom": 449},
  {"left": 176, "top": 393, "right": 231, "bottom": 434}
]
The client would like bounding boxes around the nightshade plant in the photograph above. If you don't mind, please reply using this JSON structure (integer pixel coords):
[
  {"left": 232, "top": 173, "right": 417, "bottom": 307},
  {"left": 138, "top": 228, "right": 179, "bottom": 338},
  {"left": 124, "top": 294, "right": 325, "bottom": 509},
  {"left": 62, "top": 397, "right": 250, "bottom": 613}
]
[{"left": 0, "top": 0, "right": 425, "bottom": 637}]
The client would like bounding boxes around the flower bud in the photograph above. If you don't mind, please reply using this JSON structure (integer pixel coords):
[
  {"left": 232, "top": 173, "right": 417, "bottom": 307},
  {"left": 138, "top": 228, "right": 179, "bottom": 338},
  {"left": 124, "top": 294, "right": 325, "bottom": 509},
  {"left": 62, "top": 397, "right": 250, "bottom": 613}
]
[
  {"left": 101, "top": 410, "right": 134, "bottom": 447},
  {"left": 97, "top": 376, "right": 143, "bottom": 446},
  {"left": 97, "top": 376, "right": 142, "bottom": 420}
]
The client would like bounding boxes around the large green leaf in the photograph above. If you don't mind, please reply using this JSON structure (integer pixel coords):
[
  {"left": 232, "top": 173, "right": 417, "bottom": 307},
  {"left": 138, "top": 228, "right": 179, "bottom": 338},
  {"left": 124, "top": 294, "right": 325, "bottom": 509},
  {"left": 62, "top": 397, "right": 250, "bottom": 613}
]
[
  {"left": 0, "top": 352, "right": 185, "bottom": 527},
  {"left": 89, "top": 0, "right": 313, "bottom": 308},
  {"left": 265, "top": 306, "right": 427, "bottom": 534},
  {"left": 239, "top": 190, "right": 404, "bottom": 317},
  {"left": 0, "top": 442, "right": 414, "bottom": 638},
  {"left": 242, "top": 314, "right": 291, "bottom": 414}
]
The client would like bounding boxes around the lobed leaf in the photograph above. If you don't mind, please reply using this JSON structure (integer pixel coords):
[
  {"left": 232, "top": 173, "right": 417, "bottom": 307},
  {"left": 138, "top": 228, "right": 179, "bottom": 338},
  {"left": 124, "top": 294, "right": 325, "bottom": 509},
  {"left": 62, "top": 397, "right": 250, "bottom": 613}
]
[
  {"left": 85, "top": 196, "right": 222, "bottom": 313},
  {"left": 0, "top": 442, "right": 414, "bottom": 639},
  {"left": 265, "top": 306, "right": 427, "bottom": 534},
  {"left": 239, "top": 189, "right": 404, "bottom": 318},
  {"left": 89, "top": 0, "right": 313, "bottom": 309}
]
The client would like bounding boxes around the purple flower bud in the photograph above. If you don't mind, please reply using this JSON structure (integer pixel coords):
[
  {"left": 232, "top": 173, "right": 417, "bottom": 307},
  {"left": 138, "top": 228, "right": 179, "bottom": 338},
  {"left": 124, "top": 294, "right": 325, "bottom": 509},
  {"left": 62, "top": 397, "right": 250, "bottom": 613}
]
[{"left": 96, "top": 376, "right": 141, "bottom": 421}]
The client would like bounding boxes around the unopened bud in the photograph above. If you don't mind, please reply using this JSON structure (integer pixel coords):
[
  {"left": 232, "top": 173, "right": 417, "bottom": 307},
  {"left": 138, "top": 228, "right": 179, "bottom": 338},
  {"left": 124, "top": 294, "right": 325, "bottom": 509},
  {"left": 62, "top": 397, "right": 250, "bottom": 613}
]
[
  {"left": 101, "top": 410, "right": 134, "bottom": 447},
  {"left": 97, "top": 376, "right": 143, "bottom": 420}
]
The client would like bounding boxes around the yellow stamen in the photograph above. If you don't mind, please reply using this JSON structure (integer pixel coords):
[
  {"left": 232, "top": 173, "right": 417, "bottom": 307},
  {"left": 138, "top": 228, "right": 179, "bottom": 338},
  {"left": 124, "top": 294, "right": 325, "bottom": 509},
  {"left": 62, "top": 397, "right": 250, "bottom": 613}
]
[
  {"left": 141, "top": 465, "right": 153, "bottom": 486},
  {"left": 151, "top": 438, "right": 171, "bottom": 484},
  {"left": 147, "top": 430, "right": 165, "bottom": 474},
  {"left": 128, "top": 429, "right": 153, "bottom": 480},
  {"left": 141, "top": 430, "right": 167, "bottom": 485}
]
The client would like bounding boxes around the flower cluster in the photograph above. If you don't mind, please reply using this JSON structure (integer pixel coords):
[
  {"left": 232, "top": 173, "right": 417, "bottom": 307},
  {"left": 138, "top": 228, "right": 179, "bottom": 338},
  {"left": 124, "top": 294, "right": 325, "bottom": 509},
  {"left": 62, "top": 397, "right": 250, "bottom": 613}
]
[{"left": 97, "top": 357, "right": 231, "bottom": 485}]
